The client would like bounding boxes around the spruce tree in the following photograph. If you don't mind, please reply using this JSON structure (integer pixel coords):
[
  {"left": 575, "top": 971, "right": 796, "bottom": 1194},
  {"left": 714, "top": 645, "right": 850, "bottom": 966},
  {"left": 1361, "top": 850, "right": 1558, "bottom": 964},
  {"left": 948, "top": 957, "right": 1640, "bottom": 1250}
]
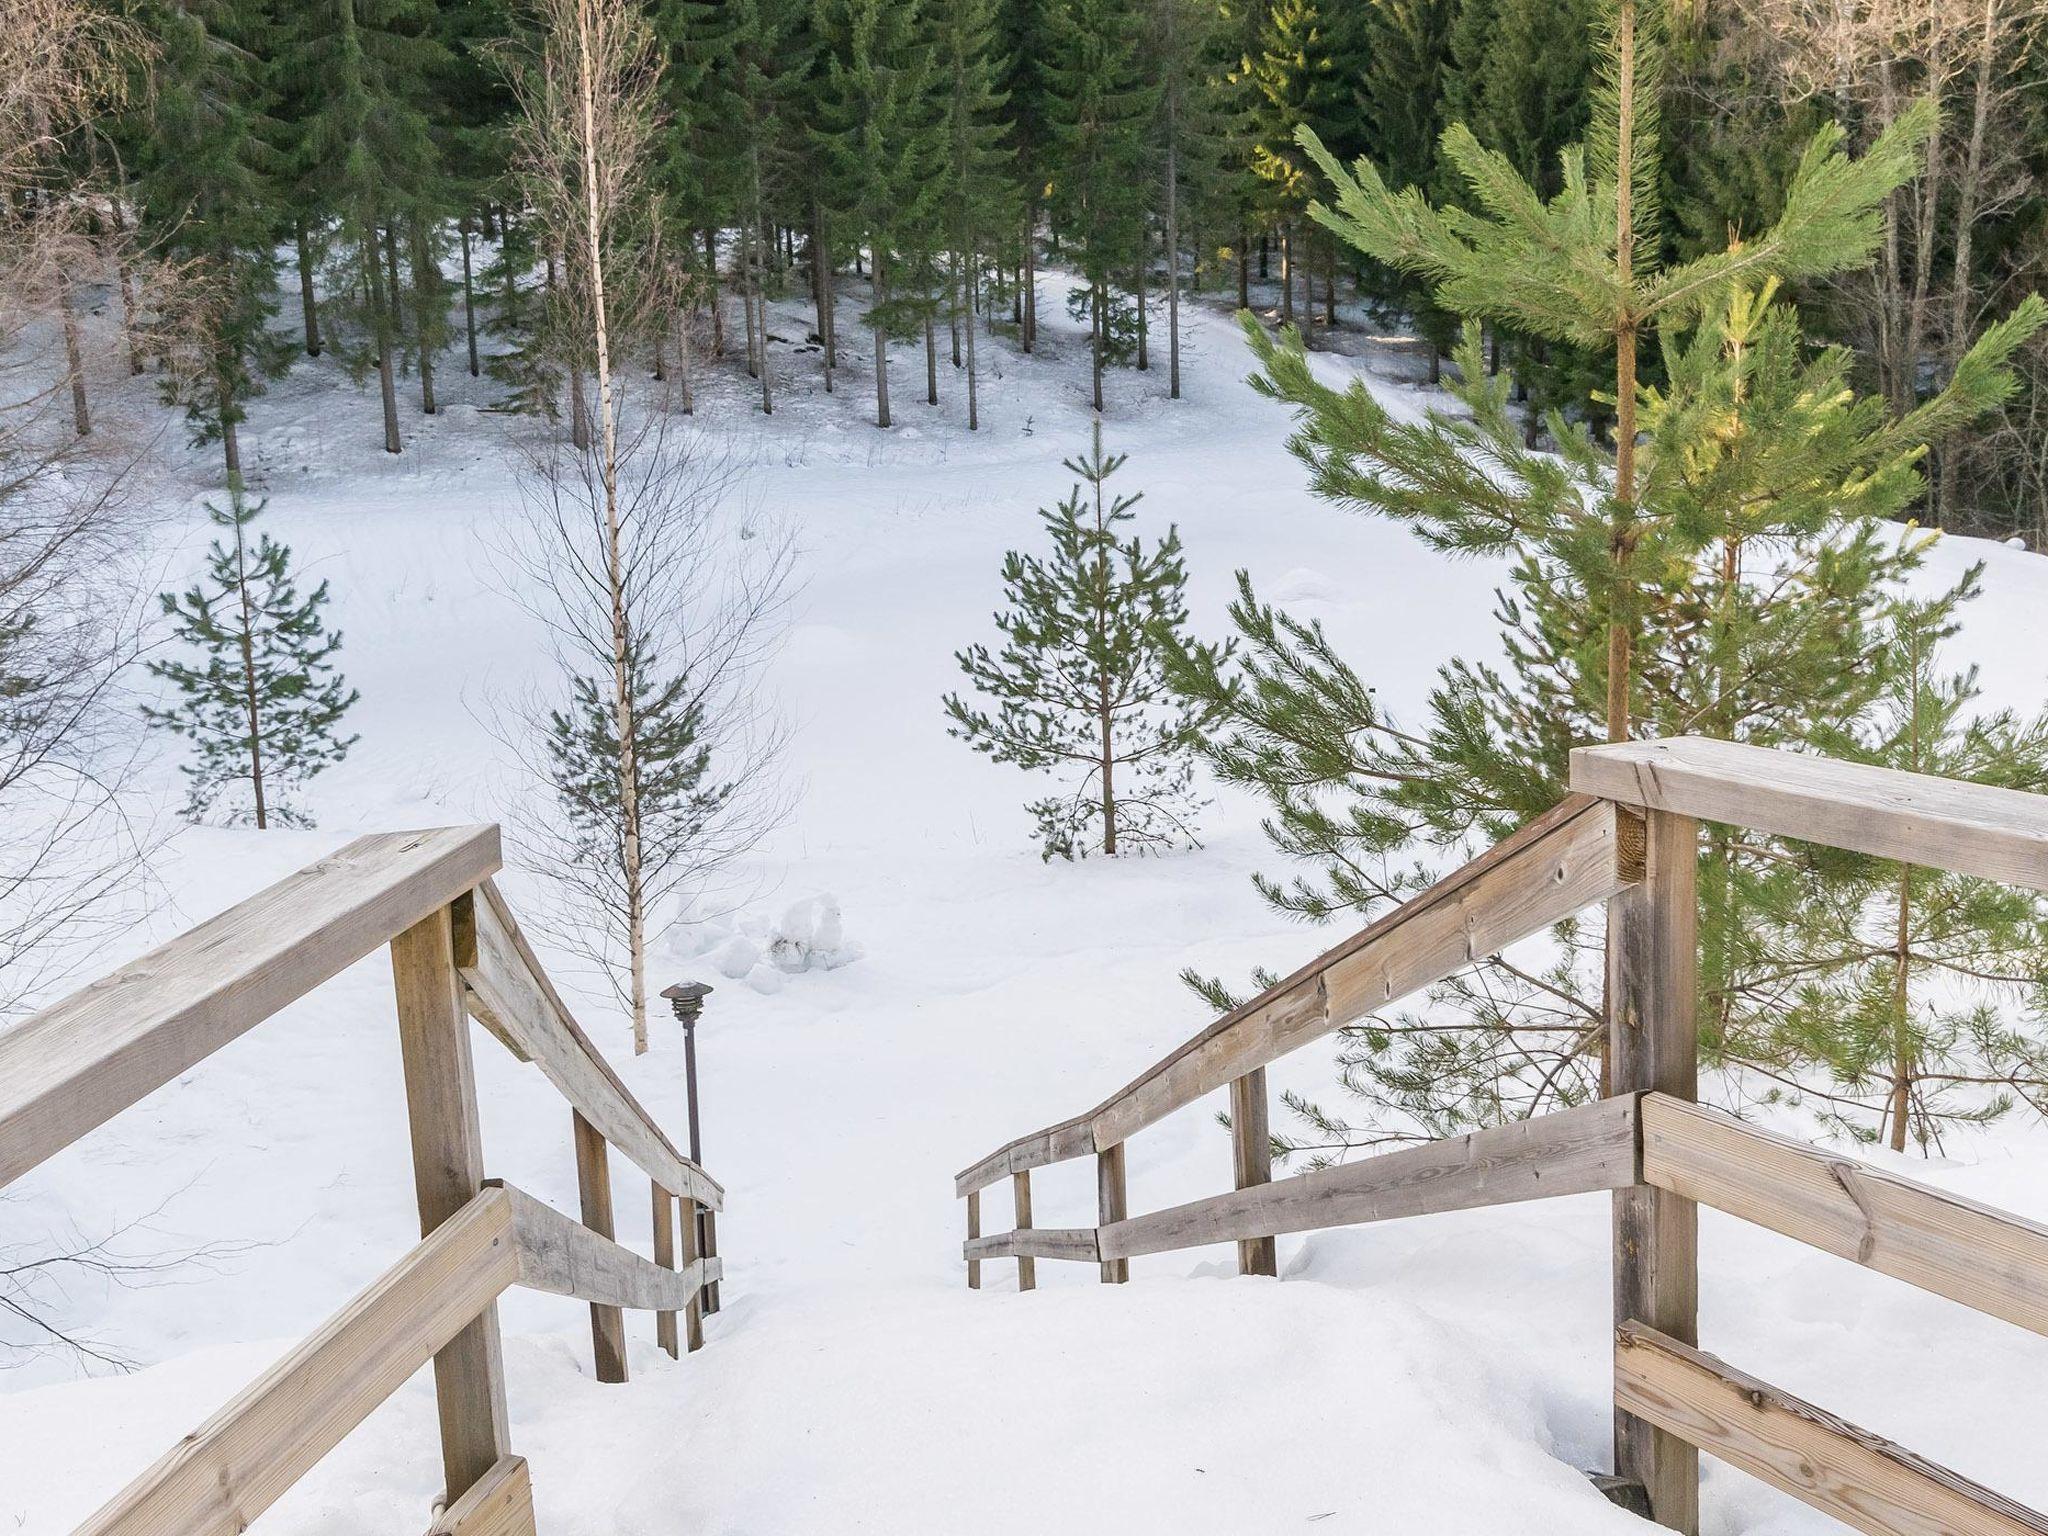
[
  {"left": 145, "top": 486, "right": 359, "bottom": 830},
  {"left": 945, "top": 426, "right": 1228, "bottom": 858},
  {"left": 1242, "top": 0, "right": 1346, "bottom": 336},
  {"left": 1043, "top": 0, "right": 1155, "bottom": 411},
  {"left": 933, "top": 0, "right": 1015, "bottom": 429},
  {"left": 1146, "top": 0, "right": 1227, "bottom": 398},
  {"left": 126, "top": 0, "right": 285, "bottom": 478}
]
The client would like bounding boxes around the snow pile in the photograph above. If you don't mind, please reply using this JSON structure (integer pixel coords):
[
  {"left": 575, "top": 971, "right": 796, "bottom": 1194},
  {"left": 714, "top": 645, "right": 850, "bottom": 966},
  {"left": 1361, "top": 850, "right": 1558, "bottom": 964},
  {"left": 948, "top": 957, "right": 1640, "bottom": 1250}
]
[{"left": 672, "top": 894, "right": 862, "bottom": 994}]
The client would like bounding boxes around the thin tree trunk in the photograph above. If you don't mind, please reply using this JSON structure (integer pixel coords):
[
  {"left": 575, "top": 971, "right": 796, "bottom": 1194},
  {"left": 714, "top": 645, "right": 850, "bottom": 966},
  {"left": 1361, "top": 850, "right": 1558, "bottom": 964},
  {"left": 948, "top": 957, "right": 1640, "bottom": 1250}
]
[
  {"left": 231, "top": 509, "right": 267, "bottom": 831},
  {"left": 59, "top": 279, "right": 89, "bottom": 437},
  {"left": 1091, "top": 281, "right": 1104, "bottom": 412},
  {"left": 874, "top": 251, "right": 892, "bottom": 427},
  {"left": 460, "top": 217, "right": 481, "bottom": 378},
  {"left": 365, "top": 230, "right": 402, "bottom": 454},
  {"left": 741, "top": 249, "right": 760, "bottom": 378},
  {"left": 678, "top": 300, "right": 696, "bottom": 413},
  {"left": 964, "top": 249, "right": 980, "bottom": 431},
  {"left": 412, "top": 222, "right": 437, "bottom": 415},
  {"left": 1280, "top": 225, "right": 1294, "bottom": 325},
  {"left": 1165, "top": 129, "right": 1182, "bottom": 398},
  {"left": 1022, "top": 207, "right": 1037, "bottom": 351},
  {"left": 703, "top": 227, "right": 726, "bottom": 356},
  {"left": 1135, "top": 249, "right": 1149, "bottom": 371},
  {"left": 1937, "top": 0, "right": 2001, "bottom": 525},
  {"left": 924, "top": 310, "right": 938, "bottom": 404},
  {"left": 384, "top": 223, "right": 405, "bottom": 350},
  {"left": 295, "top": 218, "right": 322, "bottom": 357},
  {"left": 110, "top": 198, "right": 144, "bottom": 373},
  {"left": 1236, "top": 226, "right": 1250, "bottom": 310}
]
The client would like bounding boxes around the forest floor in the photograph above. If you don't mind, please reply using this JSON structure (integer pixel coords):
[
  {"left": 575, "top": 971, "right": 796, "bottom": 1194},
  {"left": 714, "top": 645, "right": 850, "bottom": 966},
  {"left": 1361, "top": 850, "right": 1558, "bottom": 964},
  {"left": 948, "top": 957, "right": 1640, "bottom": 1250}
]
[{"left": 5, "top": 266, "right": 2048, "bottom": 1534}]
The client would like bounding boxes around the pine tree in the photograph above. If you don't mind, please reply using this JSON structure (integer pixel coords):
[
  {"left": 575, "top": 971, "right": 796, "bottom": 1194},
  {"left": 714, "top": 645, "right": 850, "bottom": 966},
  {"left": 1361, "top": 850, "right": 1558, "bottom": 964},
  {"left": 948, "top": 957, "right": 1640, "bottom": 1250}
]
[
  {"left": 1146, "top": 0, "right": 1227, "bottom": 398},
  {"left": 1043, "top": 0, "right": 1155, "bottom": 411},
  {"left": 1772, "top": 581, "right": 2048, "bottom": 1152},
  {"left": 1242, "top": 0, "right": 1345, "bottom": 336},
  {"left": 144, "top": 486, "right": 359, "bottom": 829},
  {"left": 126, "top": 0, "right": 284, "bottom": 478},
  {"left": 933, "top": 0, "right": 1015, "bottom": 429},
  {"left": 945, "top": 426, "right": 1228, "bottom": 858}
]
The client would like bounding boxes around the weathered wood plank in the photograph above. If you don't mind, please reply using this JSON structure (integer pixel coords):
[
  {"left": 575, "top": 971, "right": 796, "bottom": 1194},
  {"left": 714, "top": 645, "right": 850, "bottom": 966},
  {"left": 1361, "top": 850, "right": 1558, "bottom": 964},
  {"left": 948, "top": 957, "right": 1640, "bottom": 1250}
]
[
  {"left": 454, "top": 882, "right": 722, "bottom": 1211},
  {"left": 1013, "top": 1169, "right": 1036, "bottom": 1292},
  {"left": 961, "top": 1228, "right": 1102, "bottom": 1264},
  {"left": 651, "top": 1182, "right": 680, "bottom": 1358},
  {"left": 966, "top": 1188, "right": 982, "bottom": 1291},
  {"left": 1642, "top": 1093, "right": 2048, "bottom": 1338},
  {"left": 679, "top": 1189, "right": 706, "bottom": 1352},
  {"left": 1097, "top": 1143, "right": 1129, "bottom": 1284},
  {"left": 1615, "top": 1323, "right": 2048, "bottom": 1536},
  {"left": 1098, "top": 1095, "right": 1640, "bottom": 1262},
  {"left": 1572, "top": 735, "right": 2048, "bottom": 892},
  {"left": 495, "top": 1180, "right": 719, "bottom": 1313},
  {"left": 1608, "top": 810, "right": 1699, "bottom": 1535},
  {"left": 429, "top": 1456, "right": 536, "bottom": 1536},
  {"left": 0, "top": 825, "right": 501, "bottom": 1191},
  {"left": 955, "top": 797, "right": 1630, "bottom": 1197},
  {"left": 1230, "top": 1068, "right": 1277, "bottom": 1278},
  {"left": 572, "top": 1111, "right": 629, "bottom": 1383},
  {"left": 76, "top": 1189, "right": 519, "bottom": 1536},
  {"left": 392, "top": 904, "right": 511, "bottom": 1504}
]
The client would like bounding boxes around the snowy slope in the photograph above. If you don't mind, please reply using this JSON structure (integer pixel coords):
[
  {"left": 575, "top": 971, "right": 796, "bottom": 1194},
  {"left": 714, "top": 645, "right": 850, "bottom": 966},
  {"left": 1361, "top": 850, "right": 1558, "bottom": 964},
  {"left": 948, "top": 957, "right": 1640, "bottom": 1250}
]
[{"left": 5, "top": 279, "right": 2048, "bottom": 1535}]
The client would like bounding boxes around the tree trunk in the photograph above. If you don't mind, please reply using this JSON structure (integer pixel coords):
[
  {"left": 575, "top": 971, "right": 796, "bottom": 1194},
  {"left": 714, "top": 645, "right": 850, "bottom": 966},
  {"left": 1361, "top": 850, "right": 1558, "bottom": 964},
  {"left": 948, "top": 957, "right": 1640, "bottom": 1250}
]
[
  {"left": 1166, "top": 133, "right": 1182, "bottom": 398},
  {"left": 742, "top": 251, "right": 760, "bottom": 378},
  {"left": 678, "top": 301, "right": 696, "bottom": 413},
  {"left": 59, "top": 279, "right": 89, "bottom": 437},
  {"left": 231, "top": 508, "right": 267, "bottom": 831},
  {"left": 460, "top": 217, "right": 481, "bottom": 378},
  {"left": 412, "top": 223, "right": 437, "bottom": 416},
  {"left": 924, "top": 311, "right": 938, "bottom": 405},
  {"left": 1022, "top": 207, "right": 1037, "bottom": 351},
  {"left": 365, "top": 230, "right": 402, "bottom": 455},
  {"left": 1091, "top": 281, "right": 1104, "bottom": 412},
  {"left": 964, "top": 249, "right": 980, "bottom": 431},
  {"left": 811, "top": 202, "right": 835, "bottom": 392},
  {"left": 295, "top": 218, "right": 322, "bottom": 357},
  {"left": 1236, "top": 226, "right": 1250, "bottom": 310},
  {"left": 874, "top": 252, "right": 892, "bottom": 427},
  {"left": 1936, "top": 0, "right": 2002, "bottom": 526},
  {"left": 110, "top": 198, "right": 144, "bottom": 374},
  {"left": 384, "top": 223, "right": 405, "bottom": 351},
  {"left": 1135, "top": 250, "right": 1149, "bottom": 371},
  {"left": 703, "top": 227, "right": 726, "bottom": 356},
  {"left": 1279, "top": 225, "right": 1294, "bottom": 325}
]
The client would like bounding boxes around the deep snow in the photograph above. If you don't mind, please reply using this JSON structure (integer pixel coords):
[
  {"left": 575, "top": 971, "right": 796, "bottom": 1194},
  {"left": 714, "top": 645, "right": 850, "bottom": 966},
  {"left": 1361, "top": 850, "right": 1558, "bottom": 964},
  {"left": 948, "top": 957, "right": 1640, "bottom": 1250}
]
[{"left": 5, "top": 274, "right": 2048, "bottom": 1535}]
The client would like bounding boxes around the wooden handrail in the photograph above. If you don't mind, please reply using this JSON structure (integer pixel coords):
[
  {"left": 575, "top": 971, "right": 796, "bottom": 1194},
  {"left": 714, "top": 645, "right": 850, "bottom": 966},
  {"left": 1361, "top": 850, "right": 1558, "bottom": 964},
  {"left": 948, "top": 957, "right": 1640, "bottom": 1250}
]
[
  {"left": 494, "top": 1180, "right": 722, "bottom": 1311},
  {"left": 78, "top": 1187, "right": 522, "bottom": 1536},
  {"left": 455, "top": 881, "right": 722, "bottom": 1210},
  {"left": 1640, "top": 1093, "right": 2048, "bottom": 1338},
  {"left": 0, "top": 825, "right": 502, "bottom": 1190},
  {"left": 955, "top": 795, "right": 1635, "bottom": 1195},
  {"left": 1615, "top": 1324, "right": 2048, "bottom": 1536},
  {"left": 1572, "top": 735, "right": 2048, "bottom": 891}
]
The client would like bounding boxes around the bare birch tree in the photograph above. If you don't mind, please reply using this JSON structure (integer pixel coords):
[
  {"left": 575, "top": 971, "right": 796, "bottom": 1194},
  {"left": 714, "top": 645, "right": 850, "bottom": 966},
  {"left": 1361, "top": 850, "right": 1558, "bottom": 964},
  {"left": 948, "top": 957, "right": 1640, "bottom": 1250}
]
[{"left": 506, "top": 0, "right": 793, "bottom": 1052}]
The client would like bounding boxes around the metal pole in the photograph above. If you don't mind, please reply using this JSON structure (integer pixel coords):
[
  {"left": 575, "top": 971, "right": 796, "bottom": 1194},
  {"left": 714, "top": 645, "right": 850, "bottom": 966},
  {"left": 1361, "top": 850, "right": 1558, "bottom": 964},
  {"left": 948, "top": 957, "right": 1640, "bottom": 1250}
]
[{"left": 661, "top": 981, "right": 719, "bottom": 1315}]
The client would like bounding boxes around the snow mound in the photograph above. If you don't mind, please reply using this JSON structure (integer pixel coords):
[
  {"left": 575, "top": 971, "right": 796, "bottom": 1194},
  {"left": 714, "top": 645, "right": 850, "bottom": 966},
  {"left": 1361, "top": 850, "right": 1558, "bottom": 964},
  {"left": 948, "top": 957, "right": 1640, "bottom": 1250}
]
[{"left": 673, "top": 895, "right": 862, "bottom": 994}]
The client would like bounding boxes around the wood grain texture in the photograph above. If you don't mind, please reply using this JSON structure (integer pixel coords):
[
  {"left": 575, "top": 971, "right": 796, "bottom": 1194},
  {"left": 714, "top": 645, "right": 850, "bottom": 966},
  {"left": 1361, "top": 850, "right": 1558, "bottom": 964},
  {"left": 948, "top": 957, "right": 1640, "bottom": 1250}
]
[
  {"left": 1572, "top": 735, "right": 2048, "bottom": 892},
  {"left": 1642, "top": 1093, "right": 2048, "bottom": 1338},
  {"left": 679, "top": 1189, "right": 706, "bottom": 1352},
  {"left": 454, "top": 882, "right": 722, "bottom": 1211},
  {"left": 1097, "top": 1143, "right": 1129, "bottom": 1284},
  {"left": 1230, "top": 1069, "right": 1278, "bottom": 1278},
  {"left": 966, "top": 1188, "right": 982, "bottom": 1290},
  {"left": 962, "top": 1227, "right": 1102, "bottom": 1263},
  {"left": 429, "top": 1456, "right": 536, "bottom": 1536},
  {"left": 0, "top": 825, "right": 500, "bottom": 1190},
  {"left": 1097, "top": 1095, "right": 1639, "bottom": 1262},
  {"left": 651, "top": 1183, "right": 680, "bottom": 1357},
  {"left": 496, "top": 1180, "right": 719, "bottom": 1312},
  {"left": 1615, "top": 1323, "right": 2048, "bottom": 1536},
  {"left": 392, "top": 905, "right": 511, "bottom": 1503},
  {"left": 1607, "top": 810, "right": 1700, "bottom": 1535},
  {"left": 77, "top": 1189, "right": 519, "bottom": 1536},
  {"left": 1013, "top": 1170, "right": 1036, "bottom": 1291},
  {"left": 954, "top": 797, "right": 1629, "bottom": 1197},
  {"left": 572, "top": 1111, "right": 629, "bottom": 1383}
]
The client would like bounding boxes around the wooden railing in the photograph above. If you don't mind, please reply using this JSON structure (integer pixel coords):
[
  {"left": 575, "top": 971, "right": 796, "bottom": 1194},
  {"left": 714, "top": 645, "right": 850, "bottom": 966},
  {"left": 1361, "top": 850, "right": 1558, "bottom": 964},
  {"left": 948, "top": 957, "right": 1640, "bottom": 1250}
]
[
  {"left": 0, "top": 826, "right": 726, "bottom": 1536},
  {"left": 956, "top": 737, "right": 2048, "bottom": 1536}
]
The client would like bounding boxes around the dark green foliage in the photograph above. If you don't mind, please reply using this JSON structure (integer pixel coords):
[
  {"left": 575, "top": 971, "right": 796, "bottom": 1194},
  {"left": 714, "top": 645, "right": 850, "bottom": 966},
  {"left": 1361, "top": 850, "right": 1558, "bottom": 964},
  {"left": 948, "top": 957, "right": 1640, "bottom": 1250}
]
[
  {"left": 945, "top": 427, "right": 1229, "bottom": 858},
  {"left": 144, "top": 487, "right": 358, "bottom": 830},
  {"left": 546, "top": 650, "right": 733, "bottom": 893}
]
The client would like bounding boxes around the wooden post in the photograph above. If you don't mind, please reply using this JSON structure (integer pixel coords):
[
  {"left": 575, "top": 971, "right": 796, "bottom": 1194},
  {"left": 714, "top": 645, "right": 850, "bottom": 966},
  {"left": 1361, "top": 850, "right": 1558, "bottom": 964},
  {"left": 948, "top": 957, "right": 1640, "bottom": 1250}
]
[
  {"left": 1230, "top": 1067, "right": 1277, "bottom": 1277},
  {"left": 1609, "top": 809, "right": 1700, "bottom": 1534},
  {"left": 1012, "top": 1169, "right": 1036, "bottom": 1292},
  {"left": 966, "top": 1189, "right": 982, "bottom": 1290},
  {"left": 390, "top": 904, "right": 511, "bottom": 1507},
  {"left": 650, "top": 1182, "right": 679, "bottom": 1359},
  {"left": 1097, "top": 1144, "right": 1129, "bottom": 1284},
  {"left": 572, "top": 1110, "right": 629, "bottom": 1383},
  {"left": 699, "top": 1207, "right": 721, "bottom": 1315},
  {"left": 678, "top": 1193, "right": 706, "bottom": 1352}
]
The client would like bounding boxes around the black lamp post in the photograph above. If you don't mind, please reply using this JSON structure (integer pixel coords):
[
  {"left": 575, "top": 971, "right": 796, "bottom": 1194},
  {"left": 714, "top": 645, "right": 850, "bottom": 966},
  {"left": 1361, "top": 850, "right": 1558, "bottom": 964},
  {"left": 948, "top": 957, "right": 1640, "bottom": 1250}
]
[{"left": 660, "top": 980, "right": 718, "bottom": 1313}]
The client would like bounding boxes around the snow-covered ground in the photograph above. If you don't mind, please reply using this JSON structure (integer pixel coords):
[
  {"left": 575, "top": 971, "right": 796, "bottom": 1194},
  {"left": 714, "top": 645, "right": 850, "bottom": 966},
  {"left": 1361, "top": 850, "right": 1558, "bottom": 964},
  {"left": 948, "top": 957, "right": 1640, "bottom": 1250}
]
[{"left": 6, "top": 275, "right": 2048, "bottom": 1534}]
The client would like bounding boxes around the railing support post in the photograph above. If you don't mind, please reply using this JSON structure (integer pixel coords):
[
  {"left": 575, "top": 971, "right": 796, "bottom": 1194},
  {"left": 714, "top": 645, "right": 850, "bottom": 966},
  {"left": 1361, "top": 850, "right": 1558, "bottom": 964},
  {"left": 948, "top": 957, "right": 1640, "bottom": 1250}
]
[
  {"left": 651, "top": 1181, "right": 680, "bottom": 1359},
  {"left": 572, "top": 1109, "right": 629, "bottom": 1382},
  {"left": 390, "top": 903, "right": 512, "bottom": 1508},
  {"left": 1230, "top": 1067, "right": 1277, "bottom": 1277},
  {"left": 1097, "top": 1143, "right": 1129, "bottom": 1283},
  {"left": 1609, "top": 809, "right": 1699, "bottom": 1534},
  {"left": 965, "top": 1189, "right": 982, "bottom": 1290},
  {"left": 1012, "top": 1169, "right": 1036, "bottom": 1292},
  {"left": 678, "top": 1191, "right": 706, "bottom": 1352},
  {"left": 700, "top": 1205, "right": 721, "bottom": 1315}
]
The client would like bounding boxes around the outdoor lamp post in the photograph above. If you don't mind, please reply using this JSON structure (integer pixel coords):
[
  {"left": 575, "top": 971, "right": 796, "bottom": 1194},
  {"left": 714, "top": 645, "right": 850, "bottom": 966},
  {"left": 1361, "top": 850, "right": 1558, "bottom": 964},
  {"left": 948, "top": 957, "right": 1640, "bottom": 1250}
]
[{"left": 661, "top": 980, "right": 719, "bottom": 1314}]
